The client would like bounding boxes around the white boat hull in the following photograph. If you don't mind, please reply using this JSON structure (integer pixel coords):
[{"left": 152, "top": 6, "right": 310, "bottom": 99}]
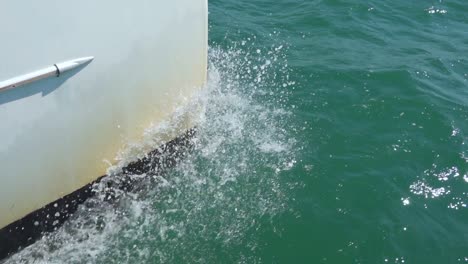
[{"left": 0, "top": 0, "right": 207, "bottom": 231}]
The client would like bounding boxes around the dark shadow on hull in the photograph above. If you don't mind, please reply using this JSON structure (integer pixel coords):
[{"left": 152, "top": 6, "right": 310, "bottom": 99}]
[{"left": 0, "top": 128, "right": 196, "bottom": 260}]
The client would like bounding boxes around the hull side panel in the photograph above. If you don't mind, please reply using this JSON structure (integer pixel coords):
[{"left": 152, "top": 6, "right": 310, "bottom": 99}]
[{"left": 0, "top": 0, "right": 207, "bottom": 229}]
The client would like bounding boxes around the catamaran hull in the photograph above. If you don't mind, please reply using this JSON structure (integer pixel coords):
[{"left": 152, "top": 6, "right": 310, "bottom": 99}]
[{"left": 0, "top": 0, "right": 207, "bottom": 257}]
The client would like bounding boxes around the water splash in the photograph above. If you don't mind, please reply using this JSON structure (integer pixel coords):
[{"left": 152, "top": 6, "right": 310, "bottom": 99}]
[{"left": 4, "top": 44, "right": 297, "bottom": 264}]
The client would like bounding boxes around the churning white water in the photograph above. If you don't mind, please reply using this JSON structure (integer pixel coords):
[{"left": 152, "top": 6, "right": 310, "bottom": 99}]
[{"left": 4, "top": 45, "right": 298, "bottom": 264}]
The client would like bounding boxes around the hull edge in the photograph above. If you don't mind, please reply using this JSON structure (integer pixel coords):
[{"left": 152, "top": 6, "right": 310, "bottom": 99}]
[{"left": 0, "top": 128, "right": 196, "bottom": 260}]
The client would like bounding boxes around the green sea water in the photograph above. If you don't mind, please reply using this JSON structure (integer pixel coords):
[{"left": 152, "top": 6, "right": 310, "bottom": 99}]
[{"left": 6, "top": 0, "right": 468, "bottom": 263}]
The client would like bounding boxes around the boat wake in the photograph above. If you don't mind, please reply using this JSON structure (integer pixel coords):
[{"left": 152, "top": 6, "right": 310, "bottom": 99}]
[{"left": 4, "top": 44, "right": 298, "bottom": 264}]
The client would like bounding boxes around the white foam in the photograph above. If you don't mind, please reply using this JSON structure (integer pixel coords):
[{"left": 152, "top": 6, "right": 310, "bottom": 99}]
[{"left": 4, "top": 43, "right": 297, "bottom": 264}]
